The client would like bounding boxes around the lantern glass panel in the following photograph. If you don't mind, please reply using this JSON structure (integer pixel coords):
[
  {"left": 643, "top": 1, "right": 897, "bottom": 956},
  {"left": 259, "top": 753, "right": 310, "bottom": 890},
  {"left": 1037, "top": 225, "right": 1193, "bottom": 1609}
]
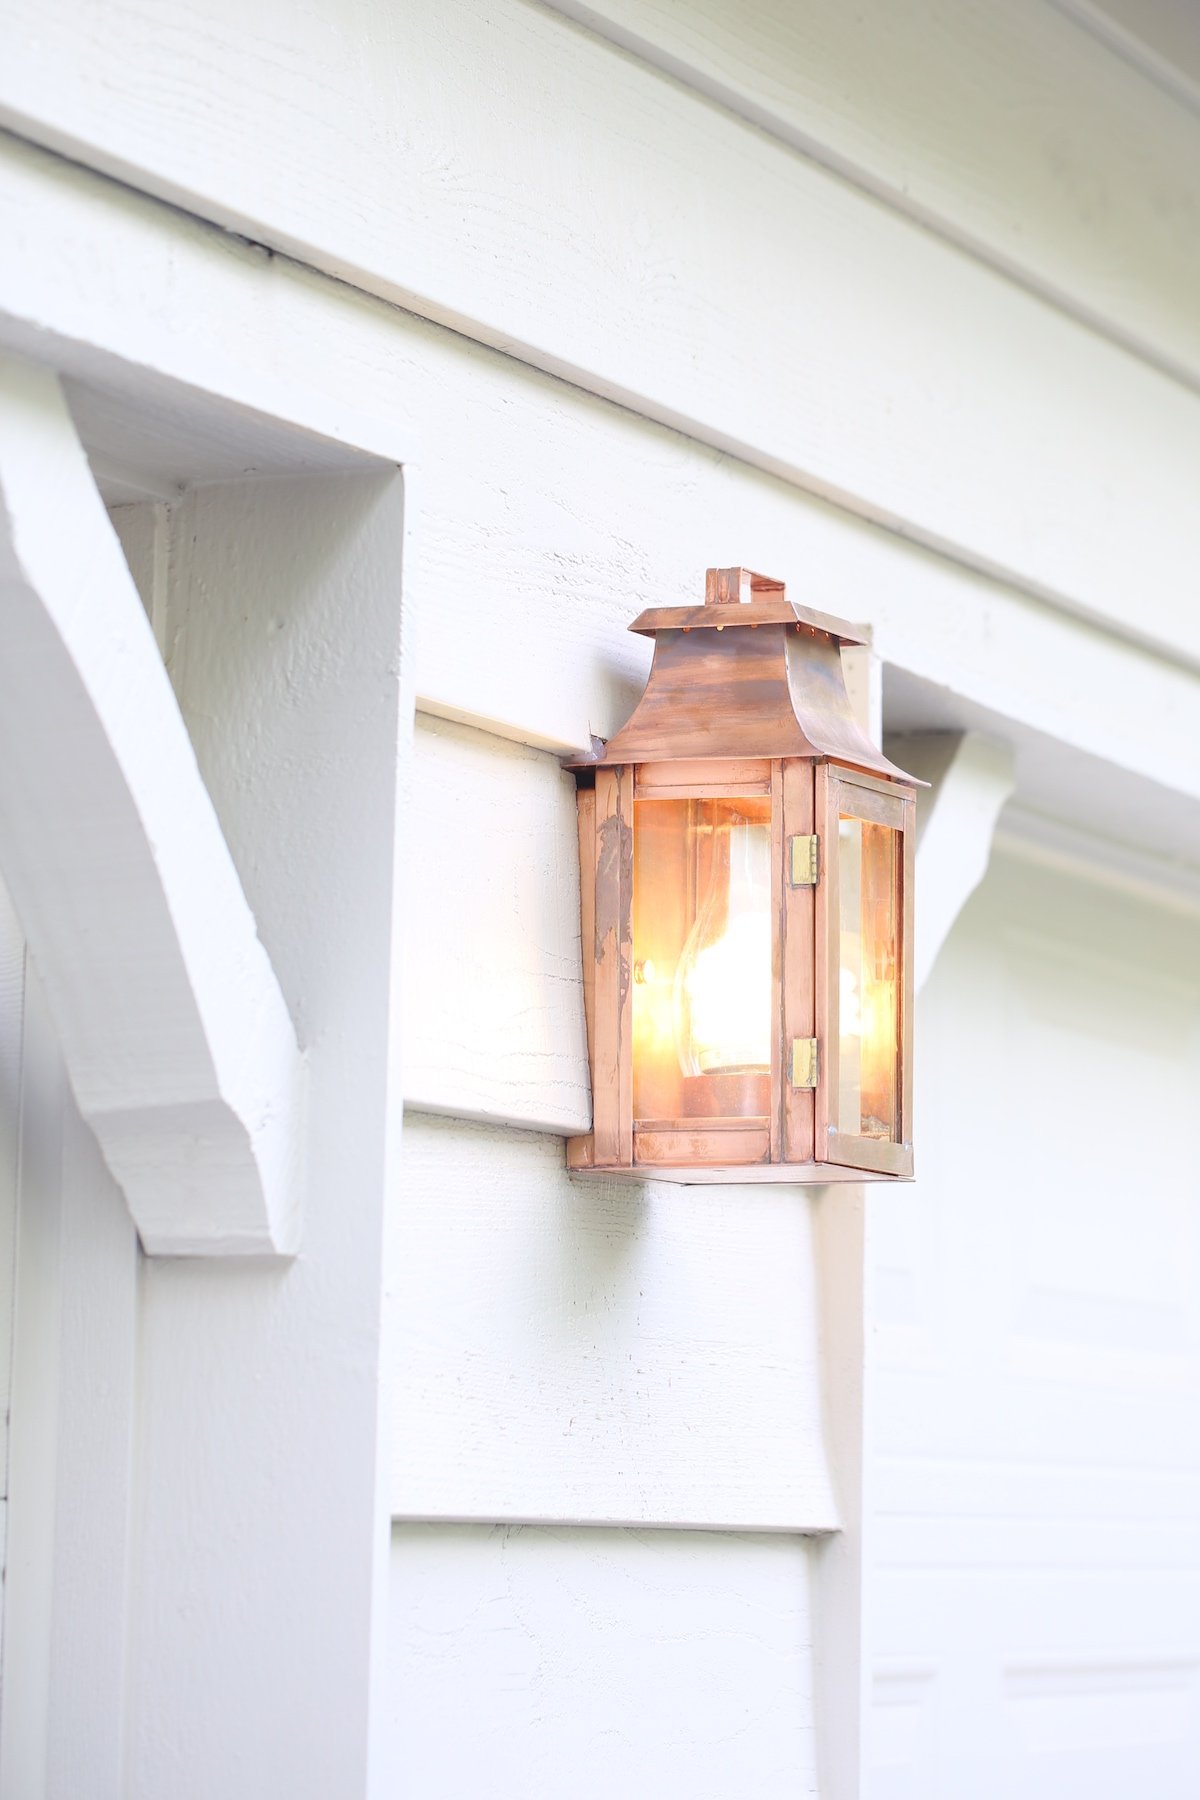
[
  {"left": 836, "top": 813, "right": 901, "bottom": 1143},
  {"left": 632, "top": 795, "right": 773, "bottom": 1125}
]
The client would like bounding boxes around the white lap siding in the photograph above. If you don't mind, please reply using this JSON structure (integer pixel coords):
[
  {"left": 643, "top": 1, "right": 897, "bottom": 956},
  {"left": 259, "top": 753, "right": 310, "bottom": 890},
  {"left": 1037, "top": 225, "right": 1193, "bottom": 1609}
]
[{"left": 867, "top": 847, "right": 1200, "bottom": 1798}]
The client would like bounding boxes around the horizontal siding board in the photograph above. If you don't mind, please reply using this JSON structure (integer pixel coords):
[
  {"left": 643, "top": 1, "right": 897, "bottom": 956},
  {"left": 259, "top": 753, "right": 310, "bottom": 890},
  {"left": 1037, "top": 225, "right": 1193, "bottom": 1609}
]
[
  {"left": 548, "top": 0, "right": 1200, "bottom": 393},
  {"left": 387, "top": 1525, "right": 818, "bottom": 1799},
  {"left": 387, "top": 1115, "right": 840, "bottom": 1531},
  {"left": 2, "top": 1, "right": 1200, "bottom": 661},
  {"left": 3, "top": 135, "right": 1198, "bottom": 865},
  {"left": 401, "top": 340, "right": 1200, "bottom": 846}
]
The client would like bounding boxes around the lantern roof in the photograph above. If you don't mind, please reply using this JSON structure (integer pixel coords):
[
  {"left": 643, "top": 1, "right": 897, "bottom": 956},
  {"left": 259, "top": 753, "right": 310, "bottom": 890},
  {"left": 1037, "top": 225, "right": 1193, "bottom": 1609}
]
[
  {"left": 627, "top": 567, "right": 870, "bottom": 645},
  {"left": 568, "top": 566, "right": 921, "bottom": 784}
]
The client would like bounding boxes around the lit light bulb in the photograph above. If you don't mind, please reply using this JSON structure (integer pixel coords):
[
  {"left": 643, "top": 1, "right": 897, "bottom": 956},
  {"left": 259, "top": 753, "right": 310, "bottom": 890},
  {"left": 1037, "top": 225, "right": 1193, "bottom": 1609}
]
[{"left": 673, "top": 818, "right": 771, "bottom": 1076}]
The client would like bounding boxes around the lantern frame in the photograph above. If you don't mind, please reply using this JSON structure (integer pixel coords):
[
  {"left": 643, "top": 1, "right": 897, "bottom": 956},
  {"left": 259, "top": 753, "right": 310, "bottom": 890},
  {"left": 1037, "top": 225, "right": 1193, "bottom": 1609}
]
[{"left": 566, "top": 568, "right": 920, "bottom": 1185}]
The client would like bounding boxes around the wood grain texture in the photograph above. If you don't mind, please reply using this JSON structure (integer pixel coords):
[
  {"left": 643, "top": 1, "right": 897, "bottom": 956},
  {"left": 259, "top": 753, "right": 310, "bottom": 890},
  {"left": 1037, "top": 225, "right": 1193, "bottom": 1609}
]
[
  {"left": 3, "top": 0, "right": 1200, "bottom": 660},
  {"left": 122, "top": 469, "right": 406, "bottom": 1798},
  {"left": 0, "top": 355, "right": 303, "bottom": 1255},
  {"left": 387, "top": 1114, "right": 840, "bottom": 1531},
  {"left": 401, "top": 716, "right": 590, "bottom": 1135},
  {"left": 2, "top": 134, "right": 1198, "bottom": 857},
  {"left": 548, "top": 0, "right": 1200, "bottom": 391},
  {"left": 387, "top": 1524, "right": 819, "bottom": 1799}
]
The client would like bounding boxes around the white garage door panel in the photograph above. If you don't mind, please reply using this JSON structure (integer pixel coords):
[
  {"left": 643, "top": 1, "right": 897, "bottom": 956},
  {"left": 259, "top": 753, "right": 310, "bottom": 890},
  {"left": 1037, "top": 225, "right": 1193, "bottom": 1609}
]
[
  {"left": 386, "top": 1525, "right": 818, "bottom": 1800},
  {"left": 873, "top": 1575, "right": 1200, "bottom": 1798},
  {"left": 868, "top": 847, "right": 1200, "bottom": 1797}
]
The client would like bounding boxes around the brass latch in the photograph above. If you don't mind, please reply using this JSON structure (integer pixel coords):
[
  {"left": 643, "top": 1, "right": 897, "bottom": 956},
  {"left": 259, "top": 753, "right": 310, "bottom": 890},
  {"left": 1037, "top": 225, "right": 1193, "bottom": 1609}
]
[
  {"left": 789, "top": 834, "right": 819, "bottom": 887},
  {"left": 791, "top": 1037, "right": 819, "bottom": 1089}
]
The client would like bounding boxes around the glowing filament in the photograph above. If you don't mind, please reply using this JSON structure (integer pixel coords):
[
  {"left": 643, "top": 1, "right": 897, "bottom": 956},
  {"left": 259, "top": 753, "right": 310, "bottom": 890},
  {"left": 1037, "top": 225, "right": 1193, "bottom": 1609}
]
[{"left": 674, "top": 819, "right": 771, "bottom": 1076}]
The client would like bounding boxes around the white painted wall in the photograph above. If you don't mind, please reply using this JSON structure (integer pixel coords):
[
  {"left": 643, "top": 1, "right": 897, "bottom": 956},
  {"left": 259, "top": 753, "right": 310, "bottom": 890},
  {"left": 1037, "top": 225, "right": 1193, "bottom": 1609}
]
[
  {"left": 389, "top": 1112, "right": 837, "bottom": 1531},
  {"left": 122, "top": 471, "right": 407, "bottom": 1800},
  {"left": 3, "top": 0, "right": 1200, "bottom": 665},
  {"left": 866, "top": 847, "right": 1200, "bottom": 1797},
  {"left": 1, "top": 133, "right": 1195, "bottom": 859},
  {"left": 0, "top": 0, "right": 1197, "bottom": 1793},
  {"left": 0, "top": 438, "right": 408, "bottom": 1794},
  {"left": 386, "top": 1524, "right": 819, "bottom": 1799}
]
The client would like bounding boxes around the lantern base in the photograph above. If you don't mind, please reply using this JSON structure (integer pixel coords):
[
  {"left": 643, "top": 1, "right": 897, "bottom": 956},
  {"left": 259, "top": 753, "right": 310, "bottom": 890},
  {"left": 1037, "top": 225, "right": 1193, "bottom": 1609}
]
[
  {"left": 566, "top": 1134, "right": 912, "bottom": 1185},
  {"left": 679, "top": 1070, "right": 770, "bottom": 1119}
]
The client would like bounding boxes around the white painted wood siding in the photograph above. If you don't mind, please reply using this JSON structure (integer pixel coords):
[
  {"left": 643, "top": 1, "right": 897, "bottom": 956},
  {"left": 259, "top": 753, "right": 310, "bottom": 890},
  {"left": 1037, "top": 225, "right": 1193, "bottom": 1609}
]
[
  {"left": 0, "top": 948, "right": 139, "bottom": 1799},
  {"left": 1, "top": 134, "right": 1196, "bottom": 860},
  {"left": 389, "top": 1115, "right": 837, "bottom": 1532},
  {"left": 866, "top": 848, "right": 1200, "bottom": 1796},
  {"left": 385, "top": 1524, "right": 819, "bottom": 1798},
  {"left": 546, "top": 0, "right": 1200, "bottom": 386},
  {"left": 1, "top": 0, "right": 1199, "bottom": 1791},
  {"left": 118, "top": 470, "right": 406, "bottom": 1800},
  {"left": 3, "top": 0, "right": 1200, "bottom": 664}
]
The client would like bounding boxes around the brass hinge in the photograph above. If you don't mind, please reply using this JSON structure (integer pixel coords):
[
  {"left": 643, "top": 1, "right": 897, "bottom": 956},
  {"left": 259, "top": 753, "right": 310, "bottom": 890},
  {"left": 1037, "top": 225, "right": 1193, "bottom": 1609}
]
[
  {"left": 789, "top": 834, "right": 819, "bottom": 887},
  {"left": 791, "top": 1037, "right": 819, "bottom": 1089}
]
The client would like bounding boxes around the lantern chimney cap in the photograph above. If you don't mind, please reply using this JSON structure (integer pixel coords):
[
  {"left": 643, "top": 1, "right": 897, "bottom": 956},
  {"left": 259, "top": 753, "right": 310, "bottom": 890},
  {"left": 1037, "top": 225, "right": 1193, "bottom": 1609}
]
[{"left": 627, "top": 567, "right": 870, "bottom": 646}]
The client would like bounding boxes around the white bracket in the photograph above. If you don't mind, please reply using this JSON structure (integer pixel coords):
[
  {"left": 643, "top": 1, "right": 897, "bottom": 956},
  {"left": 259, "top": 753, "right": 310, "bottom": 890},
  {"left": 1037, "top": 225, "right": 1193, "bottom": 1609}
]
[
  {"left": 892, "top": 730, "right": 1017, "bottom": 992},
  {"left": 0, "top": 354, "right": 303, "bottom": 1255}
]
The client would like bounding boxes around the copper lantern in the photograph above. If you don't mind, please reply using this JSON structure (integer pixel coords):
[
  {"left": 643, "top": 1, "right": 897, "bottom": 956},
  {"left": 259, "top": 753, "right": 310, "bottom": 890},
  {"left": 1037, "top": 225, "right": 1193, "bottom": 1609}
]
[{"left": 566, "top": 567, "right": 920, "bottom": 1184}]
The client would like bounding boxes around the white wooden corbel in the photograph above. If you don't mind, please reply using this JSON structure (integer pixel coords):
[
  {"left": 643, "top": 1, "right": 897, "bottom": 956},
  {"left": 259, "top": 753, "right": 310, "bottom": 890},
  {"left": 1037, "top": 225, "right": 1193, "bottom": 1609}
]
[
  {"left": 0, "top": 353, "right": 303, "bottom": 1255},
  {"left": 891, "top": 730, "right": 1016, "bottom": 992}
]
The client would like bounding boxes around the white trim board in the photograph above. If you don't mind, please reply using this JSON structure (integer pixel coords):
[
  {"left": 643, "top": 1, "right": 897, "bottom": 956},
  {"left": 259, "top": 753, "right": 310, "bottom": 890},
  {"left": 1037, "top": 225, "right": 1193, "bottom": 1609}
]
[
  {"left": 0, "top": 970, "right": 139, "bottom": 1800},
  {"left": 547, "top": 0, "right": 1200, "bottom": 397},
  {"left": 2, "top": 0, "right": 1200, "bottom": 664},
  {"left": 0, "top": 135, "right": 415, "bottom": 474},
  {"left": 1057, "top": 0, "right": 1200, "bottom": 117},
  {"left": 995, "top": 804, "right": 1200, "bottom": 919},
  {"left": 2, "top": 129, "right": 1196, "bottom": 859},
  {"left": 904, "top": 733, "right": 1018, "bottom": 994}
]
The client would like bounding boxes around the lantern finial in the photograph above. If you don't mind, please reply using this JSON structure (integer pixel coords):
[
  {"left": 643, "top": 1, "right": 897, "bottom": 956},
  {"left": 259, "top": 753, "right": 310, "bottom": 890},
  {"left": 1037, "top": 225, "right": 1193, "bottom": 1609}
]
[{"left": 704, "top": 566, "right": 786, "bottom": 607}]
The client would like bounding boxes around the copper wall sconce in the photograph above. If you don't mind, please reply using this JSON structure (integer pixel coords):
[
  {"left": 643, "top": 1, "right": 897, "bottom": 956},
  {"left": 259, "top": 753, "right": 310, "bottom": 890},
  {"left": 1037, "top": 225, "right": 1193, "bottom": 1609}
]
[{"left": 567, "top": 567, "right": 919, "bottom": 1183}]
